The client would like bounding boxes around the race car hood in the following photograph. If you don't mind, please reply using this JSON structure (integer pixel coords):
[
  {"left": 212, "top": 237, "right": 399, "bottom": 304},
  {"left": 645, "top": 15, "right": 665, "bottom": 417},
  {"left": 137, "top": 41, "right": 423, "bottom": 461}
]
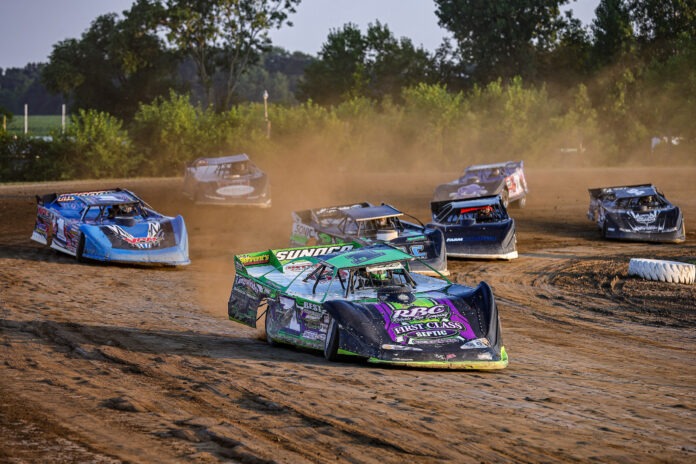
[
  {"left": 97, "top": 218, "right": 178, "bottom": 249},
  {"left": 79, "top": 215, "right": 190, "bottom": 265},
  {"left": 605, "top": 206, "right": 683, "bottom": 234},
  {"left": 323, "top": 282, "right": 503, "bottom": 363}
]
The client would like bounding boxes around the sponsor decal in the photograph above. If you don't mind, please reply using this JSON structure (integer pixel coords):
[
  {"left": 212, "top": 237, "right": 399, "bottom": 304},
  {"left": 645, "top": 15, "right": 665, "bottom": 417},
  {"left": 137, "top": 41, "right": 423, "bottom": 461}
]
[
  {"left": 216, "top": 185, "right": 255, "bottom": 196},
  {"left": 629, "top": 210, "right": 657, "bottom": 224},
  {"left": 376, "top": 298, "right": 477, "bottom": 346},
  {"left": 275, "top": 244, "right": 354, "bottom": 261},
  {"left": 58, "top": 190, "right": 122, "bottom": 202},
  {"left": 446, "top": 236, "right": 496, "bottom": 242},
  {"left": 391, "top": 304, "right": 449, "bottom": 322},
  {"left": 284, "top": 260, "right": 315, "bottom": 273},
  {"left": 409, "top": 244, "right": 426, "bottom": 257},
  {"left": 105, "top": 222, "right": 164, "bottom": 248},
  {"left": 238, "top": 253, "right": 270, "bottom": 266},
  {"left": 393, "top": 321, "right": 465, "bottom": 338},
  {"left": 625, "top": 188, "right": 649, "bottom": 196},
  {"left": 292, "top": 222, "right": 315, "bottom": 239}
]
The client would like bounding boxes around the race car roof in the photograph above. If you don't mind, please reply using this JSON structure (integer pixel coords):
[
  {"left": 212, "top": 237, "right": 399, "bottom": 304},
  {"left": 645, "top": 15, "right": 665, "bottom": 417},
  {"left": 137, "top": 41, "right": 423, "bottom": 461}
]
[
  {"left": 464, "top": 161, "right": 520, "bottom": 171},
  {"left": 440, "top": 195, "right": 501, "bottom": 209},
  {"left": 318, "top": 245, "right": 414, "bottom": 269},
  {"left": 56, "top": 189, "right": 140, "bottom": 206},
  {"left": 344, "top": 204, "right": 403, "bottom": 221},
  {"left": 589, "top": 184, "right": 657, "bottom": 198},
  {"left": 193, "top": 154, "right": 249, "bottom": 165}
]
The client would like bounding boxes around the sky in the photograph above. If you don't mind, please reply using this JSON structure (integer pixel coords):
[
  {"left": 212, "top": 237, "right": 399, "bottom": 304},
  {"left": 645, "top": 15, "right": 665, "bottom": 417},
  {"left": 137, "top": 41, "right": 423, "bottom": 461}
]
[{"left": 0, "top": 0, "right": 600, "bottom": 70}]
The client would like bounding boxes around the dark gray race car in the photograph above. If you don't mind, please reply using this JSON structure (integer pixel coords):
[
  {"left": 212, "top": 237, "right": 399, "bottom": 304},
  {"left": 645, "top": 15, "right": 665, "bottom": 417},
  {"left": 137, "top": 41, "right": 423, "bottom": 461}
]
[
  {"left": 433, "top": 161, "right": 528, "bottom": 208},
  {"left": 587, "top": 184, "right": 685, "bottom": 243},
  {"left": 290, "top": 202, "right": 448, "bottom": 275}
]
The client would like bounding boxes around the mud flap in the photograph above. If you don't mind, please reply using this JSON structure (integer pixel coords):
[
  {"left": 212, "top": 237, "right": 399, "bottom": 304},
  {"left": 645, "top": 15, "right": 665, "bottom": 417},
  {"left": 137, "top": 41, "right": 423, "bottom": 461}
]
[{"left": 227, "top": 274, "right": 269, "bottom": 327}]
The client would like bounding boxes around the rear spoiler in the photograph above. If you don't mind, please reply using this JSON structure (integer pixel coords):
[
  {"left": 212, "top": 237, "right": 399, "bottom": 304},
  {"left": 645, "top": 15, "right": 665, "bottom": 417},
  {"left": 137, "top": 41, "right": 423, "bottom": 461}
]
[{"left": 234, "top": 242, "right": 362, "bottom": 275}]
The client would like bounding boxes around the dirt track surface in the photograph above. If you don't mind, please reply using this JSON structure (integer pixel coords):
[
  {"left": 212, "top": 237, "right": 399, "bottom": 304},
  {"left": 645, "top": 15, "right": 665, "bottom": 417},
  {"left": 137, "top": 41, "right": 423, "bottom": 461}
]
[{"left": 1, "top": 166, "right": 695, "bottom": 463}]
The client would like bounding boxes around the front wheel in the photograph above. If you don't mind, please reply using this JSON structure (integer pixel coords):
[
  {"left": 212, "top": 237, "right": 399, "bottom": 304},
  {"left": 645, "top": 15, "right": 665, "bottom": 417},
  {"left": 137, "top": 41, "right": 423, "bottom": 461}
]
[{"left": 324, "top": 317, "right": 339, "bottom": 361}]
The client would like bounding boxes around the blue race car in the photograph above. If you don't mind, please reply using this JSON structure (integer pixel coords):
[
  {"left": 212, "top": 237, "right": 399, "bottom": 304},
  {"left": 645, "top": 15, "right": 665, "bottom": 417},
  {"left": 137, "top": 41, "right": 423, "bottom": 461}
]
[
  {"left": 183, "top": 154, "right": 271, "bottom": 207},
  {"left": 290, "top": 202, "right": 448, "bottom": 276},
  {"left": 30, "top": 188, "right": 190, "bottom": 266},
  {"left": 429, "top": 195, "right": 518, "bottom": 260}
]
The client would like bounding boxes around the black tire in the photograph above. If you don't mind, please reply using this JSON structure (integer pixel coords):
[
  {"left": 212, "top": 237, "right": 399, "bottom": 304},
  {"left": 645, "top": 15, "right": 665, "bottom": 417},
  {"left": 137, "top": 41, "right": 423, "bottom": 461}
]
[
  {"left": 76, "top": 233, "right": 86, "bottom": 262},
  {"left": 601, "top": 221, "right": 609, "bottom": 239},
  {"left": 323, "top": 317, "right": 339, "bottom": 361},
  {"left": 501, "top": 189, "right": 510, "bottom": 208},
  {"left": 264, "top": 308, "right": 276, "bottom": 346}
]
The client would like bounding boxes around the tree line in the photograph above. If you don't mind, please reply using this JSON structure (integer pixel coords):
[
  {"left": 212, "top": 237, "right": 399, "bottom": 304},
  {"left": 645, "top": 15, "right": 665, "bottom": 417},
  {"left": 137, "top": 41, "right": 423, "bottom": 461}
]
[{"left": 1, "top": 0, "right": 694, "bottom": 182}]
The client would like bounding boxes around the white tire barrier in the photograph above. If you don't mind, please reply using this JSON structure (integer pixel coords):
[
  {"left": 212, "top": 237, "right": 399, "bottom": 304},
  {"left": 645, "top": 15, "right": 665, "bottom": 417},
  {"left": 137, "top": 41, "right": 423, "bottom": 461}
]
[{"left": 628, "top": 258, "right": 695, "bottom": 285}]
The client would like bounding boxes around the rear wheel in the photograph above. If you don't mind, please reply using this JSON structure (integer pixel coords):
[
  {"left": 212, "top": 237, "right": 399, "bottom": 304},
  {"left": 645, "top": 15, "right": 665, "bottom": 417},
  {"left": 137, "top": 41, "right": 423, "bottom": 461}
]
[
  {"left": 264, "top": 307, "right": 276, "bottom": 346},
  {"left": 45, "top": 221, "right": 54, "bottom": 248},
  {"left": 324, "top": 317, "right": 339, "bottom": 361},
  {"left": 76, "top": 233, "right": 86, "bottom": 262}
]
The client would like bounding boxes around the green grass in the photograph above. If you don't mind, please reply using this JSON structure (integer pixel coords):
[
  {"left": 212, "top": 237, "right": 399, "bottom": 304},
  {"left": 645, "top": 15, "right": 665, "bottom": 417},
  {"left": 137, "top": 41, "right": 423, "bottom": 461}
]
[{"left": 5, "top": 115, "right": 67, "bottom": 136}]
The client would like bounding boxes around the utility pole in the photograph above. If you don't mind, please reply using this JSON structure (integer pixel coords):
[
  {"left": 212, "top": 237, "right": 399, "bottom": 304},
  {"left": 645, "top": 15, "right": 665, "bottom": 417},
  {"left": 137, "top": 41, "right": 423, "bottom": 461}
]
[{"left": 263, "top": 90, "right": 271, "bottom": 139}]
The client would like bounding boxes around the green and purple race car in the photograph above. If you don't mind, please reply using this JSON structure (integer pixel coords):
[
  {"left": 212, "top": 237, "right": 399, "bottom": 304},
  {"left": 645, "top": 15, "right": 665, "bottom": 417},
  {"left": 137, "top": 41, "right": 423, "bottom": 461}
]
[{"left": 227, "top": 243, "right": 508, "bottom": 369}]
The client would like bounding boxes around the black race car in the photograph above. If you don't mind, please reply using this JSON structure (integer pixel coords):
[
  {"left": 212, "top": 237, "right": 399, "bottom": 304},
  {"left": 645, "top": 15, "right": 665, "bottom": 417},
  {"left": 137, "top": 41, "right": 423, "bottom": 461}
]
[
  {"left": 587, "top": 184, "right": 685, "bottom": 243},
  {"left": 290, "top": 202, "right": 448, "bottom": 275},
  {"left": 183, "top": 154, "right": 271, "bottom": 207},
  {"left": 429, "top": 195, "right": 517, "bottom": 260}
]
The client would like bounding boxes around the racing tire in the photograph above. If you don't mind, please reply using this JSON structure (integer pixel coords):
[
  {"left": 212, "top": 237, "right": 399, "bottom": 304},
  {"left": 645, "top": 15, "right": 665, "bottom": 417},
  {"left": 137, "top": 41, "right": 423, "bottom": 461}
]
[
  {"left": 516, "top": 197, "right": 526, "bottom": 209},
  {"left": 324, "top": 316, "right": 340, "bottom": 361},
  {"left": 75, "top": 233, "right": 86, "bottom": 263},
  {"left": 628, "top": 258, "right": 695, "bottom": 285},
  {"left": 264, "top": 309, "right": 277, "bottom": 346}
]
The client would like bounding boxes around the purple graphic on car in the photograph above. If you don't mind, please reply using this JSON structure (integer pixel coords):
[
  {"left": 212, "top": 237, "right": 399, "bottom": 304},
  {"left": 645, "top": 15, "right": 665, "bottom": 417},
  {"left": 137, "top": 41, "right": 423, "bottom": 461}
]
[{"left": 375, "top": 298, "right": 476, "bottom": 344}]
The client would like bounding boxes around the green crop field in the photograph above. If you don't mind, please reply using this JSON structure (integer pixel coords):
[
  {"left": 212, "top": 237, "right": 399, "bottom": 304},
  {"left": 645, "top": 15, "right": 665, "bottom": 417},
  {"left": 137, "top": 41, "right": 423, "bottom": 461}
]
[{"left": 5, "top": 115, "right": 67, "bottom": 136}]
